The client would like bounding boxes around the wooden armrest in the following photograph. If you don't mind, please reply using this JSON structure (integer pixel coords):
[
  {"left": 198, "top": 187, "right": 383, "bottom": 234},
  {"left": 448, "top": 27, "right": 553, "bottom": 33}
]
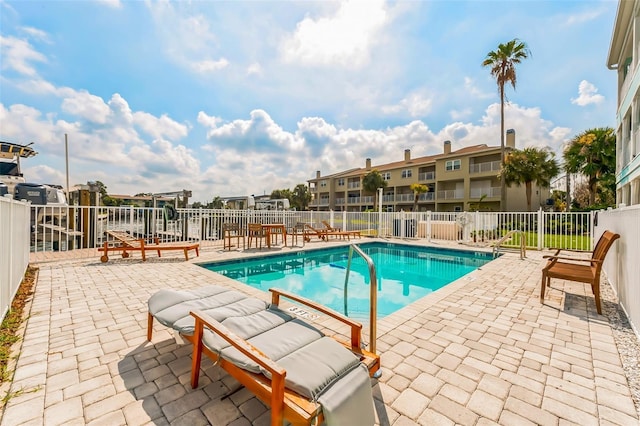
[
  {"left": 543, "top": 255, "right": 601, "bottom": 264},
  {"left": 269, "top": 288, "right": 363, "bottom": 349},
  {"left": 190, "top": 310, "right": 285, "bottom": 378}
]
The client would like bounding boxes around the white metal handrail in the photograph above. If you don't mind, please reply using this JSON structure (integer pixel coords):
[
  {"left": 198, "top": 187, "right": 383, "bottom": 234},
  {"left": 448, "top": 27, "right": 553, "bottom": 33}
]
[
  {"left": 492, "top": 229, "right": 526, "bottom": 259},
  {"left": 342, "top": 243, "right": 379, "bottom": 365}
]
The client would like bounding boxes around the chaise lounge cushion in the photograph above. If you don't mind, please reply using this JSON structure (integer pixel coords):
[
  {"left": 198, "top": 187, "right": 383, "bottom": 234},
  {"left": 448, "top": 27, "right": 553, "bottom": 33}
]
[
  {"left": 148, "top": 286, "right": 268, "bottom": 335},
  {"left": 201, "top": 307, "right": 360, "bottom": 399}
]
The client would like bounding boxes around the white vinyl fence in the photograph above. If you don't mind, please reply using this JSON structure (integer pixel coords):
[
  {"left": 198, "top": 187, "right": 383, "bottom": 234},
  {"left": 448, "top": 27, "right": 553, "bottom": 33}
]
[
  {"left": 27, "top": 205, "right": 594, "bottom": 258},
  {"left": 0, "top": 196, "right": 31, "bottom": 322},
  {"left": 594, "top": 205, "right": 640, "bottom": 337}
]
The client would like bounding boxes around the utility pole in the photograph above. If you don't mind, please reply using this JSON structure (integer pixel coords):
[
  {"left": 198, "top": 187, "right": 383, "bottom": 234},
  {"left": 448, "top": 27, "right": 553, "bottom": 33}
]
[{"left": 565, "top": 172, "right": 571, "bottom": 211}]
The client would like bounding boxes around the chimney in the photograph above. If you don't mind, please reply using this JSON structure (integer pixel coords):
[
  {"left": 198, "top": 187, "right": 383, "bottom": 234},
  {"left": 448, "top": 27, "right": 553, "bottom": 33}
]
[
  {"left": 316, "top": 170, "right": 321, "bottom": 179},
  {"left": 404, "top": 149, "right": 411, "bottom": 162},
  {"left": 366, "top": 158, "right": 371, "bottom": 170},
  {"left": 506, "top": 129, "right": 515, "bottom": 148},
  {"left": 444, "top": 140, "right": 451, "bottom": 154}
]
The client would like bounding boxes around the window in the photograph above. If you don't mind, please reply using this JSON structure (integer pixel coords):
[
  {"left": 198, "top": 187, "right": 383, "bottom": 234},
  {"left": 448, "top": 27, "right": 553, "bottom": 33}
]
[
  {"left": 320, "top": 180, "right": 327, "bottom": 187},
  {"left": 401, "top": 169, "right": 412, "bottom": 178},
  {"left": 446, "top": 159, "right": 461, "bottom": 171},
  {"left": 337, "top": 178, "right": 345, "bottom": 186},
  {"left": 381, "top": 172, "right": 391, "bottom": 181}
]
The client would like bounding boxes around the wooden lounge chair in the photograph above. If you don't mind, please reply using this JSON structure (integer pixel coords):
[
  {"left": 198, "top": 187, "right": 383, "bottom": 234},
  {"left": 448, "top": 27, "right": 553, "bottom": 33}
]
[
  {"left": 321, "top": 220, "right": 362, "bottom": 239},
  {"left": 540, "top": 230, "right": 620, "bottom": 314},
  {"left": 147, "top": 285, "right": 380, "bottom": 426},
  {"left": 304, "top": 224, "right": 353, "bottom": 241},
  {"left": 99, "top": 230, "right": 199, "bottom": 262}
]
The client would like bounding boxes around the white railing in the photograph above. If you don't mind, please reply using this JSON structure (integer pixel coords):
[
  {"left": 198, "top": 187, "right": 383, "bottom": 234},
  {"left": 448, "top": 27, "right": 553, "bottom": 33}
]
[
  {"left": 594, "top": 205, "right": 640, "bottom": 338},
  {"left": 395, "top": 194, "right": 414, "bottom": 202},
  {"left": 470, "top": 187, "right": 500, "bottom": 198},
  {"left": 437, "top": 189, "right": 464, "bottom": 199},
  {"left": 419, "top": 171, "right": 435, "bottom": 181},
  {"left": 336, "top": 198, "right": 345, "bottom": 205},
  {"left": 347, "top": 182, "right": 360, "bottom": 189},
  {"left": 419, "top": 192, "right": 435, "bottom": 201},
  {"left": 469, "top": 161, "right": 501, "bottom": 174},
  {"left": 25, "top": 205, "right": 597, "bottom": 258},
  {"left": 0, "top": 196, "right": 31, "bottom": 322}
]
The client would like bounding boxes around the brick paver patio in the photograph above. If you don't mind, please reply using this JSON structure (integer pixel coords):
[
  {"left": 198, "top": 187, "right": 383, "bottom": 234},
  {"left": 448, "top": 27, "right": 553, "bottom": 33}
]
[{"left": 1, "top": 240, "right": 638, "bottom": 425}]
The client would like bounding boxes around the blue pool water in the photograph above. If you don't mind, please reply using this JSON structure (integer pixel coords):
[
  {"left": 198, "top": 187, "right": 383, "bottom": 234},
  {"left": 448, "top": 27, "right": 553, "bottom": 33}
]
[{"left": 203, "top": 242, "right": 495, "bottom": 320}]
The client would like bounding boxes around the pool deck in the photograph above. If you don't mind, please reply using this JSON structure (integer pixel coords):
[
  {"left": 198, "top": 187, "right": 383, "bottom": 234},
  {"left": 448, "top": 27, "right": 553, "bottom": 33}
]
[{"left": 1, "top": 239, "right": 638, "bottom": 425}]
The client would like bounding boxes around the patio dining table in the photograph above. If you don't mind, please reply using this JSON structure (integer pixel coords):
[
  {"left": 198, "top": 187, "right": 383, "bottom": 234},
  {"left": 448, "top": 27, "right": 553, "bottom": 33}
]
[{"left": 262, "top": 223, "right": 287, "bottom": 248}]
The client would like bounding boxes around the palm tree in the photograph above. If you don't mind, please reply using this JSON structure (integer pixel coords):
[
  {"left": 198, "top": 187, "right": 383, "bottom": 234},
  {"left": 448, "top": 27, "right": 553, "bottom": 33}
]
[
  {"left": 409, "top": 183, "right": 428, "bottom": 212},
  {"left": 291, "top": 183, "right": 312, "bottom": 211},
  {"left": 500, "top": 147, "right": 559, "bottom": 211},
  {"left": 362, "top": 170, "right": 387, "bottom": 211},
  {"left": 563, "top": 127, "right": 616, "bottom": 207},
  {"left": 482, "top": 38, "right": 531, "bottom": 210}
]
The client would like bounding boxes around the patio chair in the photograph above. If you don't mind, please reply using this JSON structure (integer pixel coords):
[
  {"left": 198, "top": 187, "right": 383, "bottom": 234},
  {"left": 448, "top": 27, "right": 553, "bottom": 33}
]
[
  {"left": 98, "top": 230, "right": 199, "bottom": 262},
  {"left": 540, "top": 230, "right": 620, "bottom": 314},
  {"left": 247, "top": 223, "right": 267, "bottom": 249},
  {"left": 222, "top": 222, "right": 244, "bottom": 251},
  {"left": 288, "top": 222, "right": 307, "bottom": 246},
  {"left": 147, "top": 285, "right": 380, "bottom": 426}
]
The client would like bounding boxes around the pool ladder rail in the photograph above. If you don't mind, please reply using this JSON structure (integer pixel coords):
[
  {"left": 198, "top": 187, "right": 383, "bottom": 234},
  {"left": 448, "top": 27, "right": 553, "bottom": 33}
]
[
  {"left": 492, "top": 230, "right": 526, "bottom": 260},
  {"left": 342, "top": 243, "right": 382, "bottom": 378}
]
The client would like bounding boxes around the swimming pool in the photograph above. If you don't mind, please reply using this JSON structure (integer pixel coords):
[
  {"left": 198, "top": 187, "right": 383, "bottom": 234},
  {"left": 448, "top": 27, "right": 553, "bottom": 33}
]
[{"left": 203, "top": 242, "right": 495, "bottom": 320}]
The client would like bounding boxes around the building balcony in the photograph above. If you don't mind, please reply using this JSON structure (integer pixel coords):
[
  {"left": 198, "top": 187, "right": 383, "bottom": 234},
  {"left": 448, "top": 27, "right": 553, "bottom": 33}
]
[
  {"left": 347, "top": 197, "right": 360, "bottom": 204},
  {"left": 419, "top": 192, "right": 435, "bottom": 201},
  {"left": 347, "top": 182, "right": 360, "bottom": 189},
  {"left": 419, "top": 171, "right": 435, "bottom": 181},
  {"left": 470, "top": 161, "right": 501, "bottom": 174},
  {"left": 395, "top": 194, "right": 414, "bottom": 202},
  {"left": 437, "top": 189, "right": 464, "bottom": 200},
  {"left": 335, "top": 198, "right": 345, "bottom": 205},
  {"left": 470, "top": 187, "right": 500, "bottom": 198}
]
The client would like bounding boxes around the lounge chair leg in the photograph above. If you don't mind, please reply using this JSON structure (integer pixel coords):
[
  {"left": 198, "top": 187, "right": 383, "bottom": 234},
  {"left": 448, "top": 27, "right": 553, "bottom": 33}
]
[
  {"left": 184, "top": 249, "right": 189, "bottom": 260},
  {"left": 540, "top": 273, "right": 546, "bottom": 302},
  {"left": 594, "top": 280, "right": 602, "bottom": 315},
  {"left": 147, "top": 312, "right": 154, "bottom": 341},
  {"left": 191, "top": 317, "right": 204, "bottom": 389}
]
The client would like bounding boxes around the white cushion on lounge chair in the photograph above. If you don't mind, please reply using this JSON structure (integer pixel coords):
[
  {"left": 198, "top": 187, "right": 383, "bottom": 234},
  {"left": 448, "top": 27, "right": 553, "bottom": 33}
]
[
  {"left": 148, "top": 286, "right": 268, "bottom": 335},
  {"left": 201, "top": 308, "right": 361, "bottom": 400}
]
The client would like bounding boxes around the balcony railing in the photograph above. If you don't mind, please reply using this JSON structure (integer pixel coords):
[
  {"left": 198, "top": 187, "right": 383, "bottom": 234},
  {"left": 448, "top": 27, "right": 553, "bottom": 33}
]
[
  {"left": 395, "top": 194, "right": 413, "bottom": 202},
  {"left": 470, "top": 187, "right": 500, "bottom": 198},
  {"left": 347, "top": 197, "right": 360, "bottom": 204},
  {"left": 419, "top": 192, "right": 435, "bottom": 201},
  {"left": 469, "top": 161, "right": 501, "bottom": 174},
  {"left": 437, "top": 189, "right": 464, "bottom": 200},
  {"left": 335, "top": 198, "right": 345, "bottom": 205},
  {"left": 347, "top": 182, "right": 360, "bottom": 189},
  {"left": 419, "top": 171, "right": 435, "bottom": 181}
]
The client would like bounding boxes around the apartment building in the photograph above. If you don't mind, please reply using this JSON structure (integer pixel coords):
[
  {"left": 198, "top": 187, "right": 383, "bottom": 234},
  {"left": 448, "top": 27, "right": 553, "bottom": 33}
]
[
  {"left": 308, "top": 130, "right": 550, "bottom": 212},
  {"left": 608, "top": 0, "right": 640, "bottom": 206}
]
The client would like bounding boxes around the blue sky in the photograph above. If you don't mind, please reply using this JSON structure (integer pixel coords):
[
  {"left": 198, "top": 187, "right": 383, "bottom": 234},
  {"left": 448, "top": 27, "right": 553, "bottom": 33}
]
[{"left": 0, "top": 0, "right": 618, "bottom": 202}]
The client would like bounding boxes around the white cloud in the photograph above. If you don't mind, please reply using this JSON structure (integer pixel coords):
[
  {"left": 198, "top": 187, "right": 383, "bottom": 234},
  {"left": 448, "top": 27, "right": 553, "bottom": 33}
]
[
  {"left": 571, "top": 80, "right": 604, "bottom": 106},
  {"left": 382, "top": 92, "right": 432, "bottom": 117},
  {"left": 247, "top": 62, "right": 262, "bottom": 76},
  {"left": 565, "top": 8, "right": 605, "bottom": 26},
  {"left": 59, "top": 89, "right": 112, "bottom": 124},
  {"left": 0, "top": 35, "right": 47, "bottom": 76},
  {"left": 146, "top": 1, "right": 229, "bottom": 74},
  {"left": 464, "top": 77, "right": 493, "bottom": 99},
  {"left": 280, "top": 0, "right": 389, "bottom": 69},
  {"left": 132, "top": 111, "right": 189, "bottom": 141},
  {"left": 96, "top": 0, "right": 122, "bottom": 8}
]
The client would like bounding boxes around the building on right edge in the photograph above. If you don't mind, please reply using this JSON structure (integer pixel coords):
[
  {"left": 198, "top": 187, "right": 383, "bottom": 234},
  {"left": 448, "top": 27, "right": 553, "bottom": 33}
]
[{"left": 607, "top": 0, "right": 640, "bottom": 206}]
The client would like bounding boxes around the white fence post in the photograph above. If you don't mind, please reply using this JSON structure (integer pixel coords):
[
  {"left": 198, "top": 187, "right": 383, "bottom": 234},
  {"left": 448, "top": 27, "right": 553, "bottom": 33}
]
[{"left": 537, "top": 208, "right": 544, "bottom": 250}]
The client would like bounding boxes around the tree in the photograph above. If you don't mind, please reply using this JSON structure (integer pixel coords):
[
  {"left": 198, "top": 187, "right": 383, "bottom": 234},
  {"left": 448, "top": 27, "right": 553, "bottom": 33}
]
[
  {"left": 291, "top": 184, "right": 312, "bottom": 211},
  {"left": 500, "top": 147, "right": 559, "bottom": 211},
  {"left": 211, "top": 196, "right": 224, "bottom": 209},
  {"left": 270, "top": 189, "right": 292, "bottom": 201},
  {"left": 482, "top": 38, "right": 531, "bottom": 210},
  {"left": 409, "top": 183, "right": 428, "bottom": 212},
  {"left": 361, "top": 170, "right": 387, "bottom": 210},
  {"left": 563, "top": 127, "right": 616, "bottom": 207}
]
